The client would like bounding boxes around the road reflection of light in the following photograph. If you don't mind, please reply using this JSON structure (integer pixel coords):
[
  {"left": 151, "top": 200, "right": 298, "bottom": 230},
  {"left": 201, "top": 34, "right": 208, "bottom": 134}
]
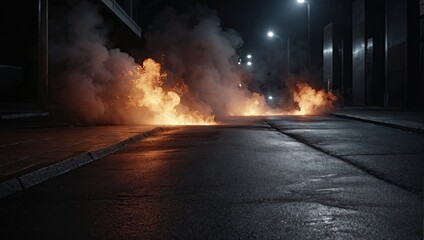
[{"left": 300, "top": 203, "right": 355, "bottom": 234}]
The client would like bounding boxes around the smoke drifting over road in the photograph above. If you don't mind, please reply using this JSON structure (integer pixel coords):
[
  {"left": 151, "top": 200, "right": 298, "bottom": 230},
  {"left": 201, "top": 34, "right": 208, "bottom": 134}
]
[{"left": 50, "top": 2, "right": 336, "bottom": 125}]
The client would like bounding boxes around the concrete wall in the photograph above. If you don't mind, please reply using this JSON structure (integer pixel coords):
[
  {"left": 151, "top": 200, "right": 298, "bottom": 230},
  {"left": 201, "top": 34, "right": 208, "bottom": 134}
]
[
  {"left": 365, "top": 0, "right": 385, "bottom": 107},
  {"left": 386, "top": 0, "right": 420, "bottom": 109},
  {"left": 352, "top": 0, "right": 366, "bottom": 106},
  {"left": 386, "top": 0, "right": 408, "bottom": 108},
  {"left": 351, "top": 0, "right": 420, "bottom": 109},
  {"left": 323, "top": 24, "right": 333, "bottom": 91},
  {"left": 324, "top": 23, "right": 352, "bottom": 105},
  {"left": 421, "top": 0, "right": 424, "bottom": 106}
]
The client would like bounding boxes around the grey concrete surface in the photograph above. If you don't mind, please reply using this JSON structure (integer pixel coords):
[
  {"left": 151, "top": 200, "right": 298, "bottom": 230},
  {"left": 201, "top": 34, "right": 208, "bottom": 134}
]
[
  {"left": 267, "top": 115, "right": 424, "bottom": 196},
  {"left": 0, "top": 118, "right": 421, "bottom": 239}
]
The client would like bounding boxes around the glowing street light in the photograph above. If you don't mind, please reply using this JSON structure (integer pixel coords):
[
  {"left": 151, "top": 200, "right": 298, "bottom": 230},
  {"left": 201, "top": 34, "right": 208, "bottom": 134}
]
[
  {"left": 297, "top": 0, "right": 305, "bottom": 3},
  {"left": 267, "top": 31, "right": 274, "bottom": 38},
  {"left": 266, "top": 30, "right": 290, "bottom": 70},
  {"left": 247, "top": 61, "right": 252, "bottom": 66},
  {"left": 267, "top": 30, "right": 282, "bottom": 42},
  {"left": 268, "top": 95, "right": 273, "bottom": 100},
  {"left": 247, "top": 54, "right": 252, "bottom": 59}
]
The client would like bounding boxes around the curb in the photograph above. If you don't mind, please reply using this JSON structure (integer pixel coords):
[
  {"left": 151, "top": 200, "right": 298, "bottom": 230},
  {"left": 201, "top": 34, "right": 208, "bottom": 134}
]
[
  {"left": 0, "top": 127, "right": 167, "bottom": 199},
  {"left": 331, "top": 113, "right": 423, "bottom": 134},
  {"left": 0, "top": 112, "right": 49, "bottom": 120}
]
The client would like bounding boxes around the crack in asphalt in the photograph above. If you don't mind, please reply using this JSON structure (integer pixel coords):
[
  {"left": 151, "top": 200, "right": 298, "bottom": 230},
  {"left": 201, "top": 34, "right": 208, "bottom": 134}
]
[
  {"left": 265, "top": 121, "right": 422, "bottom": 198},
  {"left": 339, "top": 152, "right": 423, "bottom": 157}
]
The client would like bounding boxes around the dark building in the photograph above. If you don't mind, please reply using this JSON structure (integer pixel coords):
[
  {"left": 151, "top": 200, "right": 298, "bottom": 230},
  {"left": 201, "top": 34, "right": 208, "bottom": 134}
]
[
  {"left": 420, "top": 0, "right": 424, "bottom": 106},
  {"left": 350, "top": 0, "right": 422, "bottom": 109},
  {"left": 386, "top": 0, "right": 421, "bottom": 109},
  {"left": 323, "top": 23, "right": 352, "bottom": 105},
  {"left": 351, "top": 0, "right": 385, "bottom": 107},
  {"left": 0, "top": 1, "right": 41, "bottom": 107},
  {"left": 0, "top": 0, "right": 143, "bottom": 113}
]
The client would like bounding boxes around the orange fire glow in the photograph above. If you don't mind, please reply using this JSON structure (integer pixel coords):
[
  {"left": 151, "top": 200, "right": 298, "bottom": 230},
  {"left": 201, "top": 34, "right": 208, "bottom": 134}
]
[
  {"left": 291, "top": 82, "right": 337, "bottom": 115},
  {"left": 126, "top": 59, "right": 335, "bottom": 124},
  {"left": 227, "top": 92, "right": 278, "bottom": 116},
  {"left": 237, "top": 93, "right": 269, "bottom": 116},
  {"left": 127, "top": 59, "right": 215, "bottom": 125},
  {"left": 233, "top": 82, "right": 337, "bottom": 117}
]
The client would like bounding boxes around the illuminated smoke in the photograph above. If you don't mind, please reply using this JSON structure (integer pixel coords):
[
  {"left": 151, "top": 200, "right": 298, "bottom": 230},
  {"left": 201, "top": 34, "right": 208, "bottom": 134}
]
[
  {"left": 144, "top": 7, "right": 269, "bottom": 119},
  {"left": 50, "top": 2, "right": 337, "bottom": 125},
  {"left": 50, "top": 2, "right": 214, "bottom": 125},
  {"left": 291, "top": 82, "right": 337, "bottom": 115},
  {"left": 144, "top": 7, "right": 337, "bottom": 117},
  {"left": 127, "top": 58, "right": 215, "bottom": 124}
]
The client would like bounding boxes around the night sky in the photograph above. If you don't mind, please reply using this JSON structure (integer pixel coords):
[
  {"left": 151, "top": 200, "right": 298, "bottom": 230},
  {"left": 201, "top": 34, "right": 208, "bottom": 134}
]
[{"left": 138, "top": 0, "right": 352, "bottom": 68}]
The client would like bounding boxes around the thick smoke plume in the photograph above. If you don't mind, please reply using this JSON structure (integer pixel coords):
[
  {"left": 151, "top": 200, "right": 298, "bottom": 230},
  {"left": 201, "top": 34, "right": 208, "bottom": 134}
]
[
  {"left": 50, "top": 2, "right": 336, "bottom": 125},
  {"left": 144, "top": 7, "right": 256, "bottom": 118},
  {"left": 50, "top": 2, "right": 141, "bottom": 124}
]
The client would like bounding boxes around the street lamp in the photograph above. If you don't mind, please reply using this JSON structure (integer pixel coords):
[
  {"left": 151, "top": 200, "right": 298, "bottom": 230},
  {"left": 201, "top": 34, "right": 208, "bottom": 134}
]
[
  {"left": 267, "top": 31, "right": 274, "bottom": 38},
  {"left": 247, "top": 61, "right": 252, "bottom": 66},
  {"left": 247, "top": 54, "right": 252, "bottom": 59},
  {"left": 266, "top": 31, "right": 290, "bottom": 71},
  {"left": 297, "top": 0, "right": 311, "bottom": 68}
]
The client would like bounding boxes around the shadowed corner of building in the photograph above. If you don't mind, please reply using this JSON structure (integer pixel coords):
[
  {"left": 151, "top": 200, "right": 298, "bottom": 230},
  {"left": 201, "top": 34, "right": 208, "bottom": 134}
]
[{"left": 0, "top": 0, "right": 144, "bottom": 121}]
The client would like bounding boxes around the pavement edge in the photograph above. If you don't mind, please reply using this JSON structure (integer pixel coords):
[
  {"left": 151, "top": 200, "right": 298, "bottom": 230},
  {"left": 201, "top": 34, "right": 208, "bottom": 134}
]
[
  {"left": 0, "top": 127, "right": 167, "bottom": 199},
  {"left": 331, "top": 113, "right": 423, "bottom": 134}
]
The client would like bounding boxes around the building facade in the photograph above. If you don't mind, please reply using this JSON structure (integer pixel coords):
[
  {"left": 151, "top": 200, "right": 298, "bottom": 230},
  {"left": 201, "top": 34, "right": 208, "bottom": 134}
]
[
  {"left": 350, "top": 0, "right": 422, "bottom": 109},
  {"left": 323, "top": 23, "right": 352, "bottom": 106},
  {"left": 0, "top": 0, "right": 143, "bottom": 111},
  {"left": 420, "top": 0, "right": 424, "bottom": 106}
]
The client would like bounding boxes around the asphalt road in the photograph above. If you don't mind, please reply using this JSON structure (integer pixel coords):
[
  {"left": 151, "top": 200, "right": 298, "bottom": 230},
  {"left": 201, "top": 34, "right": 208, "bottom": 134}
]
[{"left": 1, "top": 116, "right": 422, "bottom": 239}]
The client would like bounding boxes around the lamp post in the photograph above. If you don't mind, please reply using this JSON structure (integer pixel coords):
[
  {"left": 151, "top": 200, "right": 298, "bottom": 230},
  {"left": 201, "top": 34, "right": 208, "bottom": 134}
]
[
  {"left": 297, "top": 0, "right": 310, "bottom": 68},
  {"left": 266, "top": 31, "right": 290, "bottom": 71}
]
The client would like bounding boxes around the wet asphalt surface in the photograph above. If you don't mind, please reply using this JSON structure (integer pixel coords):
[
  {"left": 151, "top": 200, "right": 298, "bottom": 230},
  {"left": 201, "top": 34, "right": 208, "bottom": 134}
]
[{"left": 0, "top": 116, "right": 422, "bottom": 239}]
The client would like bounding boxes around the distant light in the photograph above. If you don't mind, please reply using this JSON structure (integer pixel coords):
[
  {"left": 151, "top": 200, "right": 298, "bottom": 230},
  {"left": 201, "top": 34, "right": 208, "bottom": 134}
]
[
  {"left": 247, "top": 61, "right": 252, "bottom": 66},
  {"left": 267, "top": 31, "right": 274, "bottom": 38},
  {"left": 268, "top": 96, "right": 273, "bottom": 100},
  {"left": 238, "top": 62, "right": 241, "bottom": 65},
  {"left": 247, "top": 54, "right": 252, "bottom": 59},
  {"left": 297, "top": 0, "right": 305, "bottom": 3},
  {"left": 238, "top": 83, "right": 242, "bottom": 87}
]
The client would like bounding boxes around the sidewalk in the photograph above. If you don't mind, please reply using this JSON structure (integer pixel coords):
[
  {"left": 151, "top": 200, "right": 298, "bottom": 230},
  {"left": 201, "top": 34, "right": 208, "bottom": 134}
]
[
  {"left": 0, "top": 124, "right": 166, "bottom": 198},
  {"left": 332, "top": 108, "right": 424, "bottom": 134}
]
